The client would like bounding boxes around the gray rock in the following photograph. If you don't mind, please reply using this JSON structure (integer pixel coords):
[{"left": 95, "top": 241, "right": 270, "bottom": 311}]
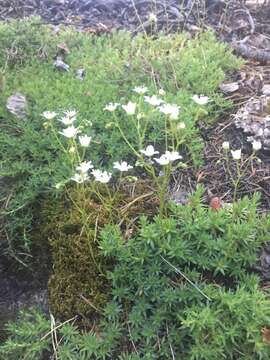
[
  {"left": 219, "top": 81, "right": 239, "bottom": 93},
  {"left": 262, "top": 84, "right": 270, "bottom": 96},
  {"left": 53, "top": 57, "right": 70, "bottom": 72},
  {"left": 234, "top": 95, "right": 270, "bottom": 150},
  {"left": 6, "top": 93, "right": 27, "bottom": 120},
  {"left": 76, "top": 68, "right": 85, "bottom": 80}
]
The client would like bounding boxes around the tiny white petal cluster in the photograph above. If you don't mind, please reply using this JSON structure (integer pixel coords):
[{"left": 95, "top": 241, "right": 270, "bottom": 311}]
[
  {"left": 252, "top": 140, "right": 262, "bottom": 151},
  {"left": 42, "top": 111, "right": 57, "bottom": 120},
  {"left": 65, "top": 110, "right": 77, "bottom": 118},
  {"left": 59, "top": 125, "right": 80, "bottom": 138},
  {"left": 122, "top": 101, "right": 137, "bottom": 115},
  {"left": 192, "top": 95, "right": 209, "bottom": 105},
  {"left": 92, "top": 169, "right": 112, "bottom": 183},
  {"left": 113, "top": 161, "right": 133, "bottom": 172},
  {"left": 76, "top": 161, "right": 93, "bottom": 173},
  {"left": 133, "top": 86, "right": 148, "bottom": 94},
  {"left": 177, "top": 122, "right": 186, "bottom": 130},
  {"left": 231, "top": 149, "right": 241, "bottom": 160},
  {"left": 154, "top": 150, "right": 182, "bottom": 165},
  {"left": 69, "top": 146, "right": 76, "bottom": 153},
  {"left": 159, "top": 103, "right": 180, "bottom": 120},
  {"left": 164, "top": 150, "right": 182, "bottom": 162},
  {"left": 104, "top": 103, "right": 119, "bottom": 112},
  {"left": 159, "top": 89, "right": 166, "bottom": 96},
  {"left": 144, "top": 95, "right": 163, "bottom": 106},
  {"left": 154, "top": 154, "right": 170, "bottom": 165},
  {"left": 71, "top": 173, "right": 90, "bottom": 183},
  {"left": 79, "top": 135, "right": 92, "bottom": 147},
  {"left": 140, "top": 145, "right": 159, "bottom": 157},
  {"left": 149, "top": 13, "right": 157, "bottom": 23},
  {"left": 59, "top": 115, "right": 76, "bottom": 125},
  {"left": 55, "top": 182, "right": 64, "bottom": 189},
  {"left": 222, "top": 141, "right": 230, "bottom": 150}
]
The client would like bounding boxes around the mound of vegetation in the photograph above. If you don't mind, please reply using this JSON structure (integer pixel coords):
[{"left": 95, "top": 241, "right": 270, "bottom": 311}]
[{"left": 2, "top": 17, "right": 270, "bottom": 360}]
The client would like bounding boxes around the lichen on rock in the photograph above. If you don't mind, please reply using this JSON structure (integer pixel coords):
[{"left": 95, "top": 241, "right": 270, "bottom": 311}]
[{"left": 234, "top": 95, "right": 270, "bottom": 150}]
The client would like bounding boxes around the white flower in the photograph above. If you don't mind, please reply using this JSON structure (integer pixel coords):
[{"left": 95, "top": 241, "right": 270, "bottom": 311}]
[
  {"left": 79, "top": 135, "right": 92, "bottom": 147},
  {"left": 177, "top": 122, "right": 186, "bottom": 130},
  {"left": 140, "top": 145, "right": 159, "bottom": 157},
  {"left": 59, "top": 115, "right": 76, "bottom": 125},
  {"left": 192, "top": 95, "right": 209, "bottom": 105},
  {"left": 231, "top": 149, "right": 241, "bottom": 160},
  {"left": 92, "top": 169, "right": 112, "bottom": 184},
  {"left": 164, "top": 150, "right": 182, "bottom": 162},
  {"left": 144, "top": 95, "right": 164, "bottom": 106},
  {"left": 159, "top": 103, "right": 180, "bottom": 120},
  {"left": 71, "top": 172, "right": 90, "bottom": 183},
  {"left": 59, "top": 125, "right": 80, "bottom": 138},
  {"left": 42, "top": 111, "right": 57, "bottom": 120},
  {"left": 59, "top": 110, "right": 77, "bottom": 125},
  {"left": 154, "top": 154, "right": 170, "bottom": 166},
  {"left": 69, "top": 146, "right": 76, "bottom": 153},
  {"left": 252, "top": 140, "right": 262, "bottom": 151},
  {"left": 154, "top": 150, "right": 182, "bottom": 165},
  {"left": 113, "top": 161, "right": 133, "bottom": 172},
  {"left": 122, "top": 101, "right": 137, "bottom": 115},
  {"left": 222, "top": 141, "right": 230, "bottom": 150},
  {"left": 65, "top": 110, "right": 77, "bottom": 118},
  {"left": 76, "top": 161, "right": 93, "bottom": 173},
  {"left": 159, "top": 89, "right": 166, "bottom": 96},
  {"left": 104, "top": 103, "right": 119, "bottom": 112},
  {"left": 133, "top": 86, "right": 148, "bottom": 94},
  {"left": 149, "top": 13, "right": 157, "bottom": 23}
]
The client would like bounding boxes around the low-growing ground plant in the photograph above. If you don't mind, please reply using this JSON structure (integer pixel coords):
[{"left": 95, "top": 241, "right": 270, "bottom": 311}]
[
  {"left": 0, "top": 18, "right": 242, "bottom": 256},
  {"left": 1, "top": 190, "right": 270, "bottom": 359},
  {"left": 3, "top": 16, "right": 268, "bottom": 360}
]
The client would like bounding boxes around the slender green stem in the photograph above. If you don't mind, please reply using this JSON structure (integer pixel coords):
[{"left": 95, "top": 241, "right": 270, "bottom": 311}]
[
  {"left": 232, "top": 161, "right": 242, "bottom": 202},
  {"left": 50, "top": 122, "right": 69, "bottom": 155},
  {"left": 158, "top": 165, "right": 171, "bottom": 217}
]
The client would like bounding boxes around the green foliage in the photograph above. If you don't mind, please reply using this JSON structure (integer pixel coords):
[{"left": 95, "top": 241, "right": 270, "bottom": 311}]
[
  {"left": 0, "top": 17, "right": 58, "bottom": 68},
  {"left": 0, "top": 19, "right": 242, "bottom": 252},
  {"left": 181, "top": 285, "right": 270, "bottom": 359},
  {"left": 0, "top": 309, "right": 50, "bottom": 360},
  {"left": 98, "top": 190, "right": 270, "bottom": 358},
  {"left": 0, "top": 310, "right": 121, "bottom": 360},
  {"left": 1, "top": 192, "right": 270, "bottom": 359},
  {"left": 101, "top": 190, "right": 269, "bottom": 279},
  {"left": 1, "top": 16, "right": 269, "bottom": 360}
]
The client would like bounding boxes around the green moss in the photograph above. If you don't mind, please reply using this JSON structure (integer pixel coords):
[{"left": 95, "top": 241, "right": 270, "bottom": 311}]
[
  {"left": 37, "top": 181, "right": 157, "bottom": 321},
  {"left": 48, "top": 234, "right": 108, "bottom": 319},
  {"left": 36, "top": 190, "right": 109, "bottom": 320}
]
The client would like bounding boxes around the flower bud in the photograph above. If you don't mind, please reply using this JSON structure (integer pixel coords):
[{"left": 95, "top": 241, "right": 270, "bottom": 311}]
[{"left": 222, "top": 141, "right": 230, "bottom": 150}]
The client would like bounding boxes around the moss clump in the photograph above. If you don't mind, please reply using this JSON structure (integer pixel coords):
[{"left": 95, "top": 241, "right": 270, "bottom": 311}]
[
  {"left": 48, "top": 233, "right": 108, "bottom": 320},
  {"left": 39, "top": 181, "right": 157, "bottom": 321},
  {"left": 37, "top": 187, "right": 111, "bottom": 321}
]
